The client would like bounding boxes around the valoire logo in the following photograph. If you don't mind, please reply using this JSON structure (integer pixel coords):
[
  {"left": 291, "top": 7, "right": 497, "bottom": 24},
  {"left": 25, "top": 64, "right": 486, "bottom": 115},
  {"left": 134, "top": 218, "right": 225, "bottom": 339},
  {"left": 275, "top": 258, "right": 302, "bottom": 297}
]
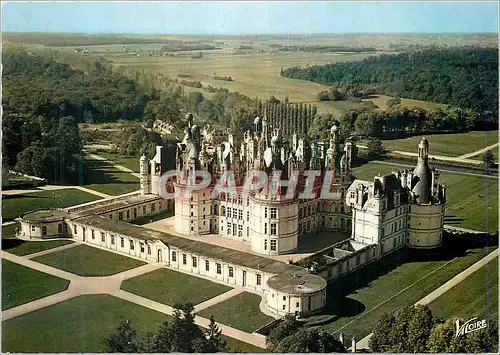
[{"left": 455, "top": 318, "right": 487, "bottom": 338}]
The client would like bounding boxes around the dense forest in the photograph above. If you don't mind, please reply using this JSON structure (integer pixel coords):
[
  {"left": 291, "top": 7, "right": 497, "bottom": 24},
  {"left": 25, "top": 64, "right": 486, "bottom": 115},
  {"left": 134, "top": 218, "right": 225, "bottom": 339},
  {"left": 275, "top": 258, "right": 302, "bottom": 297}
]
[{"left": 282, "top": 48, "right": 498, "bottom": 126}]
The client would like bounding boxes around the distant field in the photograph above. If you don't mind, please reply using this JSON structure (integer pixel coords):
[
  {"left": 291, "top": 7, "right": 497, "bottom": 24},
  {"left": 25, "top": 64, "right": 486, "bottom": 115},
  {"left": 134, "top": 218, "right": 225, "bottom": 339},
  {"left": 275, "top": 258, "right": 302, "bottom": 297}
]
[
  {"left": 2, "top": 189, "right": 101, "bottom": 222},
  {"left": 106, "top": 51, "right": 374, "bottom": 114},
  {"left": 362, "top": 94, "right": 446, "bottom": 111},
  {"left": 380, "top": 131, "right": 499, "bottom": 157},
  {"left": 353, "top": 162, "right": 498, "bottom": 233}
]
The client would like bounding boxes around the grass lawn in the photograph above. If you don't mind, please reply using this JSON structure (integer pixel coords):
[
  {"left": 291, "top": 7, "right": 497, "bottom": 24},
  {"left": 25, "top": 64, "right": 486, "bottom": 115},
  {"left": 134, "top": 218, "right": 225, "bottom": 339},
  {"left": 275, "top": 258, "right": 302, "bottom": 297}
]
[
  {"left": 93, "top": 151, "right": 140, "bottom": 172},
  {"left": 2, "top": 294, "right": 265, "bottom": 353},
  {"left": 2, "top": 295, "right": 169, "bottom": 352},
  {"left": 83, "top": 156, "right": 139, "bottom": 196},
  {"left": 352, "top": 162, "right": 498, "bottom": 233},
  {"left": 33, "top": 244, "right": 146, "bottom": 276},
  {"left": 2, "top": 239, "right": 74, "bottom": 256},
  {"left": 2, "top": 189, "right": 102, "bottom": 222},
  {"left": 2, "top": 222, "right": 19, "bottom": 238},
  {"left": 122, "top": 268, "right": 232, "bottom": 306},
  {"left": 317, "top": 246, "right": 495, "bottom": 341},
  {"left": 197, "top": 291, "right": 274, "bottom": 333},
  {"left": 429, "top": 257, "right": 498, "bottom": 322},
  {"left": 379, "top": 131, "right": 498, "bottom": 157},
  {"left": 2, "top": 259, "right": 70, "bottom": 310}
]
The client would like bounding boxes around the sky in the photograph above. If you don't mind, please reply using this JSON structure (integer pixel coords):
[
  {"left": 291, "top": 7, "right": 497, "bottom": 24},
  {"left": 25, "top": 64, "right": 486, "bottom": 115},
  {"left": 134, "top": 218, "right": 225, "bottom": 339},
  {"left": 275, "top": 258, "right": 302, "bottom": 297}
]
[{"left": 2, "top": 1, "right": 499, "bottom": 35}]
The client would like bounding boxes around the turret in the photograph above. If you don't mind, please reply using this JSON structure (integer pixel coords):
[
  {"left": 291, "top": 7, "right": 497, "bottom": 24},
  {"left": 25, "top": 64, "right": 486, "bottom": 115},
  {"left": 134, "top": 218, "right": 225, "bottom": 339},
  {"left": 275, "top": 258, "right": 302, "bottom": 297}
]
[{"left": 140, "top": 154, "right": 150, "bottom": 195}]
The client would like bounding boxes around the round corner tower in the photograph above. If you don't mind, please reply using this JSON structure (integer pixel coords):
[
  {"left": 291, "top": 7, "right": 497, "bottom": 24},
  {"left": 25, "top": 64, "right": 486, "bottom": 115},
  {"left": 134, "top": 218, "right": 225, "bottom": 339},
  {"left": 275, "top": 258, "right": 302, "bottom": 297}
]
[{"left": 407, "top": 137, "right": 445, "bottom": 249}]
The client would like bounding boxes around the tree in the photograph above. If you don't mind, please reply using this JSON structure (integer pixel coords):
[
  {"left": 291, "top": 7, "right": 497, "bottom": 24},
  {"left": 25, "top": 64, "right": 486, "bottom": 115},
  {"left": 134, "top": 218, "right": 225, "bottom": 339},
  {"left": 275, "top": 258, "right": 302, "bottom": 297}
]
[
  {"left": 276, "top": 328, "right": 346, "bottom": 353},
  {"left": 105, "top": 318, "right": 139, "bottom": 353},
  {"left": 371, "top": 306, "right": 499, "bottom": 353},
  {"left": 483, "top": 150, "right": 495, "bottom": 169},
  {"left": 204, "top": 315, "right": 227, "bottom": 352},
  {"left": 386, "top": 96, "right": 402, "bottom": 108},
  {"left": 266, "top": 314, "right": 304, "bottom": 350},
  {"left": 369, "top": 312, "right": 396, "bottom": 352},
  {"left": 366, "top": 138, "right": 385, "bottom": 158},
  {"left": 405, "top": 305, "right": 435, "bottom": 352}
]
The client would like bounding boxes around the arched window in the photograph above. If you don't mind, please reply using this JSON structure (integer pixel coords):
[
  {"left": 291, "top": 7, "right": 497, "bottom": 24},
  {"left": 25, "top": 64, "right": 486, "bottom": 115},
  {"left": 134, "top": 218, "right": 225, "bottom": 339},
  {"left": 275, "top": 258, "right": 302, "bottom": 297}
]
[
  {"left": 214, "top": 205, "right": 219, "bottom": 215},
  {"left": 221, "top": 206, "right": 225, "bottom": 216}
]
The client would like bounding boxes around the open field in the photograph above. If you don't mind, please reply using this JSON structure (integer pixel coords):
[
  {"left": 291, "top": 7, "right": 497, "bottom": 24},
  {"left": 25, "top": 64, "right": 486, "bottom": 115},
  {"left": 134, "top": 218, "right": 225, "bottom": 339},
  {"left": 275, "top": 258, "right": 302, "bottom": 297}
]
[
  {"left": 353, "top": 162, "right": 498, "bottom": 233},
  {"left": 121, "top": 268, "right": 232, "bottom": 306},
  {"left": 2, "top": 259, "right": 70, "bottom": 310},
  {"left": 197, "top": 291, "right": 274, "bottom": 333},
  {"left": 2, "top": 239, "right": 74, "bottom": 256},
  {"left": 379, "top": 131, "right": 499, "bottom": 157},
  {"left": 83, "top": 156, "right": 139, "bottom": 195},
  {"left": 5, "top": 32, "right": 497, "bottom": 50},
  {"left": 317, "top": 246, "right": 494, "bottom": 341},
  {"left": 2, "top": 189, "right": 102, "bottom": 222},
  {"left": 429, "top": 256, "right": 498, "bottom": 321},
  {"left": 91, "top": 151, "right": 140, "bottom": 172},
  {"left": 362, "top": 94, "right": 447, "bottom": 111},
  {"left": 107, "top": 52, "right": 373, "bottom": 110},
  {"left": 33, "top": 244, "right": 146, "bottom": 276}
]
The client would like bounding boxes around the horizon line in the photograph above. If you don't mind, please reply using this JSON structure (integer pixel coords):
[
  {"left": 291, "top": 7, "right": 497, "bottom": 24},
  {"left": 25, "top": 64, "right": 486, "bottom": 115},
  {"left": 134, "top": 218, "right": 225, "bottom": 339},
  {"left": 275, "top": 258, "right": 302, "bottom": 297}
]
[{"left": 3, "top": 30, "right": 498, "bottom": 36}]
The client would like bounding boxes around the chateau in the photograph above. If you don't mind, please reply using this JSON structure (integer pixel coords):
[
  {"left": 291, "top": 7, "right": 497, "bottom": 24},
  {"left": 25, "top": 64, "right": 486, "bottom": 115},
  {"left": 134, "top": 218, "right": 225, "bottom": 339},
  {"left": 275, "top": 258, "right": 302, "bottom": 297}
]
[{"left": 17, "top": 114, "right": 446, "bottom": 318}]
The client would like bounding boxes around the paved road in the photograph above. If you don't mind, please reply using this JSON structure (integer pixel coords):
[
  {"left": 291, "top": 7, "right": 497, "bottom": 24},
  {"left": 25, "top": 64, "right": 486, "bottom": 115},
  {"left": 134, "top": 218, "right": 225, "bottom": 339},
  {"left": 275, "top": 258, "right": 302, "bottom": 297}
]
[
  {"left": 2, "top": 184, "right": 111, "bottom": 199},
  {"left": 458, "top": 143, "right": 499, "bottom": 160},
  {"left": 391, "top": 150, "right": 483, "bottom": 166},
  {"left": 372, "top": 160, "right": 498, "bottom": 179},
  {"left": 353, "top": 248, "right": 499, "bottom": 351}
]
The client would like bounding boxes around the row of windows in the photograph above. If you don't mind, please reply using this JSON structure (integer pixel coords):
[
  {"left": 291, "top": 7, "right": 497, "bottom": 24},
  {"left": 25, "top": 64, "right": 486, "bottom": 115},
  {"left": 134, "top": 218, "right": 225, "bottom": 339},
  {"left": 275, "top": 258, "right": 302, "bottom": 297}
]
[
  {"left": 107, "top": 203, "right": 162, "bottom": 221},
  {"left": 77, "top": 225, "right": 152, "bottom": 254},
  {"left": 271, "top": 294, "right": 314, "bottom": 311},
  {"left": 171, "top": 251, "right": 262, "bottom": 285}
]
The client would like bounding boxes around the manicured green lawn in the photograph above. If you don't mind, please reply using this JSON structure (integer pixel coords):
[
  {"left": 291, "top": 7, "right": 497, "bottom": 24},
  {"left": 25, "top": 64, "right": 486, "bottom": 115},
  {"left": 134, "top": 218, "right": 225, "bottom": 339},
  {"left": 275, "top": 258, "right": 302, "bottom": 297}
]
[
  {"left": 379, "top": 131, "right": 498, "bottom": 157},
  {"left": 316, "top": 246, "right": 495, "bottom": 341},
  {"left": 353, "top": 162, "right": 498, "bottom": 233},
  {"left": 198, "top": 292, "right": 274, "bottom": 333},
  {"left": 83, "top": 156, "right": 139, "bottom": 196},
  {"left": 1, "top": 189, "right": 102, "bottom": 222},
  {"left": 2, "top": 294, "right": 265, "bottom": 353},
  {"left": 2, "top": 259, "right": 70, "bottom": 310},
  {"left": 93, "top": 151, "right": 140, "bottom": 172},
  {"left": 33, "top": 244, "right": 146, "bottom": 276},
  {"left": 2, "top": 295, "right": 169, "bottom": 352},
  {"left": 2, "top": 239, "right": 74, "bottom": 256},
  {"left": 122, "top": 268, "right": 232, "bottom": 306},
  {"left": 429, "top": 257, "right": 498, "bottom": 322}
]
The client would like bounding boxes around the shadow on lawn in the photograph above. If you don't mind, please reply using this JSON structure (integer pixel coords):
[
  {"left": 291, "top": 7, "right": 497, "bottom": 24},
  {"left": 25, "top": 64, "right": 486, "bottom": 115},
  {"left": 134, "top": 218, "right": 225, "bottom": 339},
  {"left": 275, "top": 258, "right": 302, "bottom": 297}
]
[
  {"left": 2, "top": 238, "right": 26, "bottom": 251},
  {"left": 82, "top": 160, "right": 138, "bottom": 186},
  {"left": 309, "top": 231, "right": 498, "bottom": 325}
]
